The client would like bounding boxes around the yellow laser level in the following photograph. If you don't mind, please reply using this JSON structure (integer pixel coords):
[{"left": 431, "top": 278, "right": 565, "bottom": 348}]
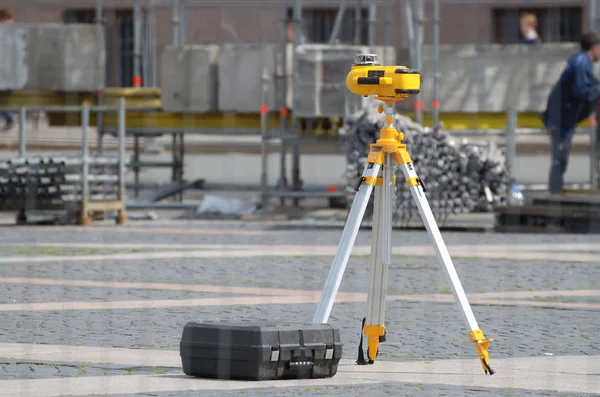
[
  {"left": 314, "top": 53, "right": 495, "bottom": 375},
  {"left": 346, "top": 54, "right": 421, "bottom": 104}
]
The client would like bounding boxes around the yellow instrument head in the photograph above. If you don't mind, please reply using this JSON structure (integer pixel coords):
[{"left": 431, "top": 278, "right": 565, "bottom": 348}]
[{"left": 346, "top": 54, "right": 420, "bottom": 104}]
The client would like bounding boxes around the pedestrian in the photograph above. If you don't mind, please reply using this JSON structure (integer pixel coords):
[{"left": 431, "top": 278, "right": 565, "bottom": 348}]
[
  {"left": 286, "top": 20, "right": 307, "bottom": 44},
  {"left": 541, "top": 32, "right": 600, "bottom": 195},
  {"left": 520, "top": 13, "right": 540, "bottom": 45},
  {"left": 0, "top": 8, "right": 15, "bottom": 132}
]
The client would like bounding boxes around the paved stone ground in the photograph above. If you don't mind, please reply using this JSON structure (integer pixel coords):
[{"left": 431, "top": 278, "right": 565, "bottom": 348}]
[
  {"left": 0, "top": 219, "right": 599, "bottom": 396},
  {"left": 66, "top": 384, "right": 588, "bottom": 397}
]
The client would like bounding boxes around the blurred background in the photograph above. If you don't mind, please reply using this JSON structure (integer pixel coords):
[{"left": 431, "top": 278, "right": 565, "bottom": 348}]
[{"left": 1, "top": 0, "right": 600, "bottom": 228}]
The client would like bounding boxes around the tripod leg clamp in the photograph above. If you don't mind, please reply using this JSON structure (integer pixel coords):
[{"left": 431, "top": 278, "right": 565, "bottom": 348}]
[
  {"left": 468, "top": 329, "right": 495, "bottom": 375},
  {"left": 364, "top": 325, "right": 386, "bottom": 362}
]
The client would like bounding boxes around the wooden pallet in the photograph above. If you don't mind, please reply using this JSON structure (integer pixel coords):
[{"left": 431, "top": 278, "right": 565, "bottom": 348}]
[{"left": 494, "top": 203, "right": 600, "bottom": 234}]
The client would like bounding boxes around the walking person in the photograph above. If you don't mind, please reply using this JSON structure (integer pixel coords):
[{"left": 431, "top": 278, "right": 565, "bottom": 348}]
[
  {"left": 541, "top": 32, "right": 600, "bottom": 195},
  {"left": 0, "top": 8, "right": 15, "bottom": 132}
]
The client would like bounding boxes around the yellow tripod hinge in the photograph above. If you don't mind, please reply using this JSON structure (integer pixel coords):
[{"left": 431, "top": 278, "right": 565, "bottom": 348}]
[
  {"left": 468, "top": 329, "right": 495, "bottom": 375},
  {"left": 365, "top": 126, "right": 412, "bottom": 166},
  {"left": 364, "top": 325, "right": 385, "bottom": 362},
  {"left": 362, "top": 176, "right": 397, "bottom": 186}
]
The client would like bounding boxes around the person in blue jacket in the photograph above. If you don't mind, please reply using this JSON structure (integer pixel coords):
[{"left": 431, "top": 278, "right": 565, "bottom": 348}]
[{"left": 541, "top": 32, "right": 600, "bottom": 194}]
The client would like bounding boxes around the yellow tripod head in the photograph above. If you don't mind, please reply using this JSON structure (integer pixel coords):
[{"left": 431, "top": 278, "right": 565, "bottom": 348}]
[
  {"left": 346, "top": 54, "right": 420, "bottom": 150},
  {"left": 346, "top": 54, "right": 421, "bottom": 106}
]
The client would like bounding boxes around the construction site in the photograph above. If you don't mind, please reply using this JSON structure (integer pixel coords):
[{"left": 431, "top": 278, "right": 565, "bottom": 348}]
[{"left": 0, "top": 0, "right": 600, "bottom": 396}]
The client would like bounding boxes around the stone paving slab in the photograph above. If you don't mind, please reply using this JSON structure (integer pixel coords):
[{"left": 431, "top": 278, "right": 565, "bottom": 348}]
[
  {"left": 0, "top": 256, "right": 597, "bottom": 298},
  {"left": 0, "top": 359, "right": 178, "bottom": 380},
  {"left": 1, "top": 301, "right": 598, "bottom": 360},
  {"left": 0, "top": 348, "right": 599, "bottom": 396},
  {"left": 68, "top": 384, "right": 598, "bottom": 397},
  {"left": 0, "top": 283, "right": 235, "bottom": 305},
  {"left": 3, "top": 224, "right": 600, "bottom": 248},
  {"left": 0, "top": 220, "right": 598, "bottom": 396},
  {"left": 0, "top": 246, "right": 153, "bottom": 258}
]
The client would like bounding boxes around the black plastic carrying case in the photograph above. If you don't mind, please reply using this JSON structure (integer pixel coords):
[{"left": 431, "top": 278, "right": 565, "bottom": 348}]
[{"left": 180, "top": 322, "right": 343, "bottom": 380}]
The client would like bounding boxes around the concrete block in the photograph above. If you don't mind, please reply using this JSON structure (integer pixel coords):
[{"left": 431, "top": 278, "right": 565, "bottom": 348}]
[
  {"left": 0, "top": 24, "right": 28, "bottom": 90},
  {"left": 161, "top": 45, "right": 220, "bottom": 113},
  {"left": 23, "top": 24, "right": 105, "bottom": 91},
  {"left": 293, "top": 44, "right": 367, "bottom": 118},
  {"left": 281, "top": 44, "right": 396, "bottom": 113},
  {"left": 218, "top": 44, "right": 278, "bottom": 113},
  {"left": 419, "top": 43, "right": 599, "bottom": 113}
]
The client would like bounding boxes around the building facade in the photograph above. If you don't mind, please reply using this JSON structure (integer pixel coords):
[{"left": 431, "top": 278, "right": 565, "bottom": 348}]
[{"left": 2, "top": 0, "right": 593, "bottom": 87}]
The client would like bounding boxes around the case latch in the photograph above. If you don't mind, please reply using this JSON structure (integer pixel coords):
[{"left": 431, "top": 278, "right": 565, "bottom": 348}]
[
  {"left": 270, "top": 346, "right": 280, "bottom": 362},
  {"left": 325, "top": 344, "right": 334, "bottom": 360}
]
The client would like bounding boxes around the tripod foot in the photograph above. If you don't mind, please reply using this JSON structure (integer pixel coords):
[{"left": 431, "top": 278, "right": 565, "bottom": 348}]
[
  {"left": 364, "top": 325, "right": 385, "bottom": 362},
  {"left": 469, "top": 329, "right": 495, "bottom": 375}
]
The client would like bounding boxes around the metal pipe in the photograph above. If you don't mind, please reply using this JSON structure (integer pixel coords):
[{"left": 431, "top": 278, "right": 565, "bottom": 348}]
[
  {"left": 291, "top": 0, "right": 303, "bottom": 205},
  {"left": 591, "top": 115, "right": 600, "bottom": 189},
  {"left": 329, "top": 0, "right": 347, "bottom": 45},
  {"left": 413, "top": 0, "right": 424, "bottom": 124},
  {"left": 367, "top": 0, "right": 376, "bottom": 48},
  {"left": 179, "top": 0, "right": 186, "bottom": 45},
  {"left": 172, "top": 0, "right": 180, "bottom": 46},
  {"left": 133, "top": 0, "right": 143, "bottom": 87},
  {"left": 590, "top": 0, "right": 598, "bottom": 32},
  {"left": 403, "top": 0, "right": 415, "bottom": 68},
  {"left": 142, "top": 5, "right": 149, "bottom": 87},
  {"left": 148, "top": 0, "right": 157, "bottom": 86},
  {"left": 81, "top": 106, "right": 90, "bottom": 220},
  {"left": 505, "top": 107, "right": 518, "bottom": 192},
  {"left": 383, "top": 0, "right": 391, "bottom": 47},
  {"left": 293, "top": 0, "right": 302, "bottom": 45},
  {"left": 95, "top": 0, "right": 105, "bottom": 155},
  {"left": 260, "top": 66, "right": 270, "bottom": 210},
  {"left": 18, "top": 107, "right": 26, "bottom": 158},
  {"left": 279, "top": 0, "right": 289, "bottom": 194},
  {"left": 432, "top": 0, "right": 440, "bottom": 131},
  {"left": 118, "top": 97, "right": 126, "bottom": 205},
  {"left": 0, "top": 105, "right": 154, "bottom": 112},
  {"left": 354, "top": 0, "right": 362, "bottom": 45},
  {"left": 133, "top": 136, "right": 140, "bottom": 197}
]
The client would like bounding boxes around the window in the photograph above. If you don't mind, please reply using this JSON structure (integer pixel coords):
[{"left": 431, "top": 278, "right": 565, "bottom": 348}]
[
  {"left": 492, "top": 7, "right": 582, "bottom": 44},
  {"left": 287, "top": 7, "right": 368, "bottom": 45}
]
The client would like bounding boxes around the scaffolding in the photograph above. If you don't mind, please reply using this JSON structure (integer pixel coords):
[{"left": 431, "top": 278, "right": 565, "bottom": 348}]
[{"left": 4, "top": 0, "right": 600, "bottom": 211}]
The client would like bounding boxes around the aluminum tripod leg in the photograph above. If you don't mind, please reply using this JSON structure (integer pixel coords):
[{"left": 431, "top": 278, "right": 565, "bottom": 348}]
[
  {"left": 364, "top": 154, "right": 393, "bottom": 361},
  {"left": 399, "top": 160, "right": 495, "bottom": 374},
  {"left": 313, "top": 162, "right": 381, "bottom": 324}
]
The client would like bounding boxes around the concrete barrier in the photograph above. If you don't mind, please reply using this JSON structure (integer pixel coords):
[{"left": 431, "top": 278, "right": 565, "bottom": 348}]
[
  {"left": 0, "top": 23, "right": 105, "bottom": 92},
  {"left": 0, "top": 24, "right": 28, "bottom": 90},
  {"left": 218, "top": 44, "right": 279, "bottom": 113},
  {"left": 420, "top": 43, "right": 600, "bottom": 113},
  {"left": 293, "top": 44, "right": 365, "bottom": 118},
  {"left": 291, "top": 44, "right": 397, "bottom": 117},
  {"left": 161, "top": 45, "right": 220, "bottom": 113},
  {"left": 24, "top": 24, "right": 105, "bottom": 92}
]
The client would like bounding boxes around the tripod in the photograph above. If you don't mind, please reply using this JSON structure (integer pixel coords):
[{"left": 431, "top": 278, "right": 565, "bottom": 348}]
[{"left": 312, "top": 101, "right": 495, "bottom": 375}]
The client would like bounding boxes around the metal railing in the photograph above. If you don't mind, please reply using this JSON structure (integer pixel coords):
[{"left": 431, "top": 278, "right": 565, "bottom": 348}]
[{"left": 0, "top": 99, "right": 127, "bottom": 222}]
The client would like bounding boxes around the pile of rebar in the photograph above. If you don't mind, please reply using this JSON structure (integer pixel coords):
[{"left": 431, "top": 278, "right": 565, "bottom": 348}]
[
  {"left": 0, "top": 156, "right": 121, "bottom": 211},
  {"left": 339, "top": 100, "right": 510, "bottom": 222}
]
